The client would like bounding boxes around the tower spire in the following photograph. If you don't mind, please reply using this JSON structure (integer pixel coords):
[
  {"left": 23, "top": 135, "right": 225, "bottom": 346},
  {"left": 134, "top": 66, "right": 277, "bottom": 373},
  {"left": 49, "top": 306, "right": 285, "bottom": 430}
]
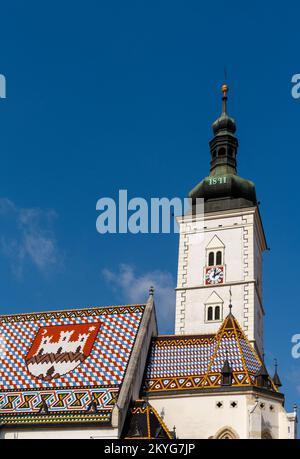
[
  {"left": 189, "top": 82, "right": 257, "bottom": 212},
  {"left": 209, "top": 83, "right": 238, "bottom": 177},
  {"left": 273, "top": 358, "right": 282, "bottom": 388},
  {"left": 221, "top": 83, "right": 228, "bottom": 115},
  {"left": 212, "top": 83, "right": 236, "bottom": 136},
  {"left": 229, "top": 287, "right": 233, "bottom": 315}
]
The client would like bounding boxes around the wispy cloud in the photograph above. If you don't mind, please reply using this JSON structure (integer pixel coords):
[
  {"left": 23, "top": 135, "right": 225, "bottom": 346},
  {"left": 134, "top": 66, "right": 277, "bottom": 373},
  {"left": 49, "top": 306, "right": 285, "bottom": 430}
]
[
  {"left": 0, "top": 198, "right": 61, "bottom": 278},
  {"left": 102, "top": 263, "right": 175, "bottom": 333}
]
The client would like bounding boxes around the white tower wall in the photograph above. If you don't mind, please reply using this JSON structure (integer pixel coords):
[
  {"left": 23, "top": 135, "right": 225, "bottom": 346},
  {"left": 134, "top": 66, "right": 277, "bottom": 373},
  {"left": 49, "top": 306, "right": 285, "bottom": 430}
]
[{"left": 175, "top": 206, "right": 266, "bottom": 356}]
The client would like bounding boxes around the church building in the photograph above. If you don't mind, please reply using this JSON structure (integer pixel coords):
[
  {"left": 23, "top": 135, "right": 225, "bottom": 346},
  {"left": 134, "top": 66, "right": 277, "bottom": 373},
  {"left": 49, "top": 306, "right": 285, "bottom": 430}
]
[{"left": 0, "top": 85, "right": 297, "bottom": 439}]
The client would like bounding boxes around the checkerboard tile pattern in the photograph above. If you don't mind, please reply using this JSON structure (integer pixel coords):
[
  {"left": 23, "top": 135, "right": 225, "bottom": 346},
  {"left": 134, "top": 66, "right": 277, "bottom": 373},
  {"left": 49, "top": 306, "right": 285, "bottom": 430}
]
[
  {"left": 0, "top": 306, "right": 144, "bottom": 393},
  {"left": 239, "top": 338, "right": 261, "bottom": 373},
  {"left": 144, "top": 313, "right": 265, "bottom": 393},
  {"left": 146, "top": 336, "right": 216, "bottom": 378},
  {"left": 210, "top": 336, "right": 244, "bottom": 372}
]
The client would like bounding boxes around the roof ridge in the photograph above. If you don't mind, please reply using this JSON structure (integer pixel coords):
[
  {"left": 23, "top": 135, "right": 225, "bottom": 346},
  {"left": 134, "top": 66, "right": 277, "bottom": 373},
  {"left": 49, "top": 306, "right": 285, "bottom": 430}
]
[
  {"left": 203, "top": 313, "right": 232, "bottom": 378},
  {"left": 0, "top": 303, "right": 146, "bottom": 320},
  {"left": 202, "top": 312, "right": 264, "bottom": 388},
  {"left": 124, "top": 401, "right": 172, "bottom": 439},
  {"left": 228, "top": 314, "right": 278, "bottom": 392},
  {"left": 148, "top": 403, "right": 172, "bottom": 439},
  {"left": 153, "top": 333, "right": 215, "bottom": 340},
  {"left": 231, "top": 313, "right": 253, "bottom": 383}
]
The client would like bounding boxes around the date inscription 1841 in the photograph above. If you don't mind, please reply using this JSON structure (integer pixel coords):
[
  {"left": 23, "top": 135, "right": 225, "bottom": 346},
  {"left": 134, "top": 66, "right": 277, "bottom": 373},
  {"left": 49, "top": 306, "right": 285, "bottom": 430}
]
[{"left": 208, "top": 176, "right": 227, "bottom": 185}]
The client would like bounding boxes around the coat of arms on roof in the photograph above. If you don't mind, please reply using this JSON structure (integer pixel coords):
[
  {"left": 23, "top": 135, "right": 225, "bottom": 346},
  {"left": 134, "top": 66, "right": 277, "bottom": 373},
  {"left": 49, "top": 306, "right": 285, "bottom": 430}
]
[{"left": 25, "top": 322, "right": 101, "bottom": 381}]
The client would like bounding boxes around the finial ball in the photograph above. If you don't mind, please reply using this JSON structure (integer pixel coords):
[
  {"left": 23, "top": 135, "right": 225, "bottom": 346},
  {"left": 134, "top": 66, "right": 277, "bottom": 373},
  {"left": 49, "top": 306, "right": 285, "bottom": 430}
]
[{"left": 221, "top": 83, "right": 229, "bottom": 95}]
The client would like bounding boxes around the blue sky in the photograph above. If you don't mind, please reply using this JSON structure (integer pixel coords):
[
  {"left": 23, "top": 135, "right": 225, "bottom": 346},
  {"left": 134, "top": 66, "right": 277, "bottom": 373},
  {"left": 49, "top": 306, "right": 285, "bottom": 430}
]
[{"left": 0, "top": 1, "right": 299, "bottom": 410}]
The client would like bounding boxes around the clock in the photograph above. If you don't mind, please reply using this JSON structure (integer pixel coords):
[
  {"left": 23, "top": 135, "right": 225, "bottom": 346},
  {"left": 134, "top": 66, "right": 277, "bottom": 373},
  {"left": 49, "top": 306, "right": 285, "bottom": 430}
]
[{"left": 205, "top": 266, "right": 224, "bottom": 285}]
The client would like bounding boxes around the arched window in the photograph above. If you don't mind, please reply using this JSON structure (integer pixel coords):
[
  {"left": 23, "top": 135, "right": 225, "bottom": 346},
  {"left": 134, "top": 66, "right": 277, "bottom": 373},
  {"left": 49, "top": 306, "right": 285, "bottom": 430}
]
[
  {"left": 217, "top": 430, "right": 236, "bottom": 439},
  {"left": 207, "top": 307, "right": 213, "bottom": 321},
  {"left": 218, "top": 147, "right": 226, "bottom": 157},
  {"left": 208, "top": 252, "right": 215, "bottom": 266},
  {"left": 216, "top": 251, "right": 222, "bottom": 265},
  {"left": 215, "top": 306, "right": 220, "bottom": 321},
  {"left": 215, "top": 427, "right": 239, "bottom": 439}
]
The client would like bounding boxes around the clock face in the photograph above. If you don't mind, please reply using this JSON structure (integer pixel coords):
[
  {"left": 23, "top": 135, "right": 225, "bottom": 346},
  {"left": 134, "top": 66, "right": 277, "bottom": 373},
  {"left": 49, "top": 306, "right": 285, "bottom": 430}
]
[{"left": 205, "top": 266, "right": 224, "bottom": 285}]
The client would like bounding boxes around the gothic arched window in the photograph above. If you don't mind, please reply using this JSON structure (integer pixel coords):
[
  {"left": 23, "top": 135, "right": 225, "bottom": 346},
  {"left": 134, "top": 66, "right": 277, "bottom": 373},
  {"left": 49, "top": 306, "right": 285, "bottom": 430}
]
[
  {"left": 207, "top": 307, "right": 213, "bottom": 321},
  {"left": 215, "top": 306, "right": 220, "bottom": 321},
  {"left": 215, "top": 427, "right": 239, "bottom": 439},
  {"left": 216, "top": 251, "right": 222, "bottom": 265},
  {"left": 208, "top": 252, "right": 215, "bottom": 266}
]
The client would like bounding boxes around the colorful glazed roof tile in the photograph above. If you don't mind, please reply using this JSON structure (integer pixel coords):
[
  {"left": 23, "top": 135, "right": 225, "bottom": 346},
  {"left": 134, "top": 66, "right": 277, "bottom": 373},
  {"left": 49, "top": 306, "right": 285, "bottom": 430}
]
[
  {"left": 0, "top": 304, "right": 145, "bottom": 425},
  {"left": 122, "top": 400, "right": 172, "bottom": 439},
  {"left": 143, "top": 312, "right": 277, "bottom": 393}
]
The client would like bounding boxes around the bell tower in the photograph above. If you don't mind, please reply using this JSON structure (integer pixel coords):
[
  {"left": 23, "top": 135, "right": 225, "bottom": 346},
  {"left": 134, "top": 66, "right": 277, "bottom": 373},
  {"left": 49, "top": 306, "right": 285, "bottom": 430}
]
[{"left": 175, "top": 84, "right": 267, "bottom": 357}]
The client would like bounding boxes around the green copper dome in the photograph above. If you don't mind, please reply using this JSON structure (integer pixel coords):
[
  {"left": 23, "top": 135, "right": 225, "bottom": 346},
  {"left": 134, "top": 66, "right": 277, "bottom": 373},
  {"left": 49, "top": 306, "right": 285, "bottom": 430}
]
[
  {"left": 189, "top": 174, "right": 257, "bottom": 207},
  {"left": 212, "top": 112, "right": 236, "bottom": 136},
  {"left": 189, "top": 84, "right": 257, "bottom": 212}
]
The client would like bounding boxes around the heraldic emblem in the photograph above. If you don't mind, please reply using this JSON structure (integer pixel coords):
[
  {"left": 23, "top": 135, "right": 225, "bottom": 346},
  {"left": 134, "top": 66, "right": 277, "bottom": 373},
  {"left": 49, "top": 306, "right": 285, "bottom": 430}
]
[{"left": 25, "top": 322, "right": 101, "bottom": 381}]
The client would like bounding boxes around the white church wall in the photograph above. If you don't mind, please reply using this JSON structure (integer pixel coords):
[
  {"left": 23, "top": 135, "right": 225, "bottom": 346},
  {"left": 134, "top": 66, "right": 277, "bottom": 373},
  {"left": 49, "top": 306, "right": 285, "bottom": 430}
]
[
  {"left": 148, "top": 392, "right": 249, "bottom": 439},
  {"left": 285, "top": 411, "right": 298, "bottom": 439},
  {"left": 148, "top": 391, "right": 292, "bottom": 439},
  {"left": 1, "top": 426, "right": 119, "bottom": 439}
]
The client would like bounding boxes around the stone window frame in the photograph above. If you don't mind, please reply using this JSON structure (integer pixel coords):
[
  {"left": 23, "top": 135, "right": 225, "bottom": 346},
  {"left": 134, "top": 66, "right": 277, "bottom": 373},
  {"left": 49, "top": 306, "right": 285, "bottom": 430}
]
[{"left": 205, "top": 302, "right": 223, "bottom": 323}]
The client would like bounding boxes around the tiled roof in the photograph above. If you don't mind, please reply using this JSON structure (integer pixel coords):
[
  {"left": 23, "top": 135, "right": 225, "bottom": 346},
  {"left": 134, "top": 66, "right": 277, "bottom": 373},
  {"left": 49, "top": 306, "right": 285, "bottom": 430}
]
[
  {"left": 122, "top": 400, "right": 172, "bottom": 439},
  {"left": 0, "top": 304, "right": 145, "bottom": 425},
  {"left": 143, "top": 313, "right": 277, "bottom": 393}
]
